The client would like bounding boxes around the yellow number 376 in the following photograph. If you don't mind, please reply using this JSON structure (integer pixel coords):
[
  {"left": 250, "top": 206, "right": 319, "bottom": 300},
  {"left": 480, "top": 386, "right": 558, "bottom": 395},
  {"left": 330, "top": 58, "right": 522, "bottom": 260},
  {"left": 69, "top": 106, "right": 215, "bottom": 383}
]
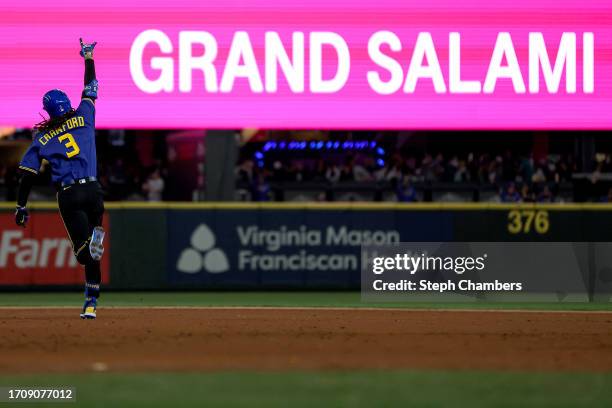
[
  {"left": 507, "top": 209, "right": 550, "bottom": 234},
  {"left": 58, "top": 133, "right": 81, "bottom": 158}
]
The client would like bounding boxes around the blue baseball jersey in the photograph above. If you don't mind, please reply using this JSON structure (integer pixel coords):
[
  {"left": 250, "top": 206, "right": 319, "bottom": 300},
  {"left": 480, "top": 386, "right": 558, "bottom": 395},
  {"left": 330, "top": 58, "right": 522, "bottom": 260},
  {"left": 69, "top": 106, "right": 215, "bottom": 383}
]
[{"left": 20, "top": 99, "right": 97, "bottom": 184}]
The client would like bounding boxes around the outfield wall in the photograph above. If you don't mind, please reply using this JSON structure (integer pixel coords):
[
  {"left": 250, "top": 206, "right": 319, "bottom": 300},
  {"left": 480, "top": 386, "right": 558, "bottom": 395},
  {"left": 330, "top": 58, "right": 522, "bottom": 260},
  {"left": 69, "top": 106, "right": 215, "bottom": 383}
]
[{"left": 1, "top": 203, "right": 612, "bottom": 293}]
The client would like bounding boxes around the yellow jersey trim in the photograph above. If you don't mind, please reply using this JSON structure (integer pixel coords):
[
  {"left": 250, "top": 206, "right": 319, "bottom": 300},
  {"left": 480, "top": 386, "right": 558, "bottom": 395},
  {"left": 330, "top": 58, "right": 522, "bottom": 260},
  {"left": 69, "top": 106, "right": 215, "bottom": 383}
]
[{"left": 18, "top": 166, "right": 39, "bottom": 175}]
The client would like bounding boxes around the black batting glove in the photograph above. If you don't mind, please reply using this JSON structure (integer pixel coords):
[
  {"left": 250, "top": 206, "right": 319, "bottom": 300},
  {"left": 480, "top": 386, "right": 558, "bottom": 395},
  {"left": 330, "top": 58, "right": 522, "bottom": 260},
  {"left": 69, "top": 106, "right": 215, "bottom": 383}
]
[{"left": 15, "top": 206, "right": 29, "bottom": 228}]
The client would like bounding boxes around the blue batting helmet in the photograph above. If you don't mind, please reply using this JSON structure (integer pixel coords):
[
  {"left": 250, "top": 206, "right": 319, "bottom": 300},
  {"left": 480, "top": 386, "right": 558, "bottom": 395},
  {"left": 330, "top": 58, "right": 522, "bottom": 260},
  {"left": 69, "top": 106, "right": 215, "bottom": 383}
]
[{"left": 42, "top": 89, "right": 72, "bottom": 118}]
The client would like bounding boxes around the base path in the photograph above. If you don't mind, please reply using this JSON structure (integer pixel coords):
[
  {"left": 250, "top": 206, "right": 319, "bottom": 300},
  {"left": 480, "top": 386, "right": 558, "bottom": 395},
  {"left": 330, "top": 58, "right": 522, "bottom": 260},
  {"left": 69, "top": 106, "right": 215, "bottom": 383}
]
[{"left": 1, "top": 308, "right": 611, "bottom": 373}]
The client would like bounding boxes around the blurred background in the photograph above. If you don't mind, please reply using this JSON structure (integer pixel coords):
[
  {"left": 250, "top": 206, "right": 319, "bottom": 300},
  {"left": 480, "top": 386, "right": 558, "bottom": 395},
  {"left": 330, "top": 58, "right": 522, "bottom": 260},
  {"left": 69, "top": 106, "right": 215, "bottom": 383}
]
[{"left": 1, "top": 128, "right": 611, "bottom": 204}]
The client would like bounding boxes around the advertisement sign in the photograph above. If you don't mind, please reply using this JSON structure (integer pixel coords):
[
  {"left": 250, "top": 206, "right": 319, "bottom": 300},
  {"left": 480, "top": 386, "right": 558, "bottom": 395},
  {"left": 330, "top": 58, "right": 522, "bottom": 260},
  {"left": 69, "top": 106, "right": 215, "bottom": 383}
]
[
  {"left": 0, "top": 212, "right": 110, "bottom": 285},
  {"left": 1, "top": 0, "right": 611, "bottom": 129},
  {"left": 167, "top": 209, "right": 452, "bottom": 287}
]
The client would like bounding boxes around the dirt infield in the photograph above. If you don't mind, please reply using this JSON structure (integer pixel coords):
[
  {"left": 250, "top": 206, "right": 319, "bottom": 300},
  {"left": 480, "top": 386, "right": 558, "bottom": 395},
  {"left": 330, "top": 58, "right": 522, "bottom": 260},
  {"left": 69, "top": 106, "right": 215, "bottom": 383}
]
[{"left": 1, "top": 308, "right": 611, "bottom": 373}]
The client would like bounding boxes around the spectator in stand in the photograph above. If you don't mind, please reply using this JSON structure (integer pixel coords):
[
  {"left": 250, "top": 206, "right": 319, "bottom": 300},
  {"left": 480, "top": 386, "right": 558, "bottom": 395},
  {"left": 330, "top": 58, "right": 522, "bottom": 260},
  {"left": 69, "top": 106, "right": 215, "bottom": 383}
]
[
  {"left": 353, "top": 157, "right": 374, "bottom": 182},
  {"left": 405, "top": 156, "right": 418, "bottom": 177},
  {"left": 521, "top": 184, "right": 535, "bottom": 202},
  {"left": 500, "top": 182, "right": 521, "bottom": 202},
  {"left": 519, "top": 154, "right": 535, "bottom": 184},
  {"left": 532, "top": 167, "right": 547, "bottom": 183},
  {"left": 561, "top": 155, "right": 576, "bottom": 181},
  {"left": 421, "top": 154, "right": 435, "bottom": 181},
  {"left": 313, "top": 159, "right": 327, "bottom": 182},
  {"left": 237, "top": 159, "right": 254, "bottom": 184},
  {"left": 396, "top": 175, "right": 418, "bottom": 202},
  {"left": 340, "top": 157, "right": 355, "bottom": 181},
  {"left": 432, "top": 153, "right": 445, "bottom": 181},
  {"left": 592, "top": 153, "right": 611, "bottom": 173},
  {"left": 563, "top": 156, "right": 574, "bottom": 181},
  {"left": 270, "top": 161, "right": 288, "bottom": 182},
  {"left": 378, "top": 160, "right": 402, "bottom": 183},
  {"left": 477, "top": 154, "right": 491, "bottom": 184},
  {"left": 446, "top": 156, "right": 459, "bottom": 181},
  {"left": 289, "top": 161, "right": 306, "bottom": 182},
  {"left": 466, "top": 152, "right": 478, "bottom": 181},
  {"left": 142, "top": 168, "right": 165, "bottom": 202},
  {"left": 487, "top": 156, "right": 503, "bottom": 184},
  {"left": 251, "top": 172, "right": 271, "bottom": 201},
  {"left": 532, "top": 158, "right": 549, "bottom": 184},
  {"left": 546, "top": 159, "right": 559, "bottom": 183},
  {"left": 453, "top": 160, "right": 470, "bottom": 182},
  {"left": 537, "top": 184, "right": 554, "bottom": 203},
  {"left": 590, "top": 159, "right": 605, "bottom": 184},
  {"left": 316, "top": 192, "right": 328, "bottom": 202},
  {"left": 325, "top": 163, "right": 341, "bottom": 184}
]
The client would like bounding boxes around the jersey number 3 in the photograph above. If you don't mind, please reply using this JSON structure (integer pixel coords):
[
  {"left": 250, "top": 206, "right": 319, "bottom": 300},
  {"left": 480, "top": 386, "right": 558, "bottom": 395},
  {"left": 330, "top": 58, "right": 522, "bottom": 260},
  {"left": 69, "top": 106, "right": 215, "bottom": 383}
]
[{"left": 58, "top": 133, "right": 81, "bottom": 158}]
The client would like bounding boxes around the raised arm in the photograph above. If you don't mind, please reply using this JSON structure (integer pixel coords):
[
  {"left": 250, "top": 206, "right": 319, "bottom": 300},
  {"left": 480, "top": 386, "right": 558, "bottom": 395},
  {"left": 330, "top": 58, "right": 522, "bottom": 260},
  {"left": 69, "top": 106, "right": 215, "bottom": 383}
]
[{"left": 80, "top": 38, "right": 98, "bottom": 103}]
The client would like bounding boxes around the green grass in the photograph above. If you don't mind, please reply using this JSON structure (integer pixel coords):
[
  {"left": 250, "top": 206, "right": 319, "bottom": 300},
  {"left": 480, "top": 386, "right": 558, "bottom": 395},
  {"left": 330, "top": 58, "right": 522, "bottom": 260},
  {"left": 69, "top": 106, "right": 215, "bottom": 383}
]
[
  {"left": 1, "top": 371, "right": 611, "bottom": 408},
  {"left": 1, "top": 293, "right": 611, "bottom": 407},
  {"left": 0, "top": 291, "right": 611, "bottom": 311}
]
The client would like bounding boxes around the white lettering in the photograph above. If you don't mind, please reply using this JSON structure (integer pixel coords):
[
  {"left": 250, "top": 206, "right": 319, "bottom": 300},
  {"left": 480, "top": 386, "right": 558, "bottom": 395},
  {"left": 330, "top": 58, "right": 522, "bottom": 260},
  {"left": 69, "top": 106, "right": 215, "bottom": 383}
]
[{"left": 130, "top": 29, "right": 174, "bottom": 93}]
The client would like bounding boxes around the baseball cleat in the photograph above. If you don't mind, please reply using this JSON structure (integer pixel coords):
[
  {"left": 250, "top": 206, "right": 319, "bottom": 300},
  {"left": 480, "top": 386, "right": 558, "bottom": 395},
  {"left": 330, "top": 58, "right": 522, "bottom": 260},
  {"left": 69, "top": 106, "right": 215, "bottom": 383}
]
[
  {"left": 80, "top": 297, "right": 97, "bottom": 319},
  {"left": 89, "top": 226, "right": 105, "bottom": 261}
]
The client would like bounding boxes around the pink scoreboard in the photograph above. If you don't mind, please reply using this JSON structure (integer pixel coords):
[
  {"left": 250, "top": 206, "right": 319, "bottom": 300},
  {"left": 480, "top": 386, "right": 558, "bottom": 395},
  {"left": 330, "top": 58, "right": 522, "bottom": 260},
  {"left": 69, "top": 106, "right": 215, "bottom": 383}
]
[{"left": 0, "top": 0, "right": 610, "bottom": 129}]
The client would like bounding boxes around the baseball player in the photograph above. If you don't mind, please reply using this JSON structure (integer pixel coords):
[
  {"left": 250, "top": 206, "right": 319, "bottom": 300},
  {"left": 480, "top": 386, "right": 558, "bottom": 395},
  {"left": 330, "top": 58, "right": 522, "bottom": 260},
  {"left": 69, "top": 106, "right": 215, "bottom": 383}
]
[{"left": 15, "top": 38, "right": 104, "bottom": 319}]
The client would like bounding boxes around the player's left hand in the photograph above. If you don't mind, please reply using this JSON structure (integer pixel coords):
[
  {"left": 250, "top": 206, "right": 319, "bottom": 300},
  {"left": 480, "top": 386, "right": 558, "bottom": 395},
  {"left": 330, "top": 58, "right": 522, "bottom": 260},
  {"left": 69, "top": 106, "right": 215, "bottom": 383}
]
[
  {"left": 79, "top": 38, "right": 97, "bottom": 58},
  {"left": 15, "top": 206, "right": 29, "bottom": 228}
]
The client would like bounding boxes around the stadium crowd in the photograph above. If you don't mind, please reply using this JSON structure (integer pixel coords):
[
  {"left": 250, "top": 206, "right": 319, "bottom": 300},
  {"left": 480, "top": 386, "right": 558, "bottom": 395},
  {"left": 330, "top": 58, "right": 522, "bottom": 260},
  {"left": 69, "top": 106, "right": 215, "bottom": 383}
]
[
  {"left": 1, "top": 129, "right": 611, "bottom": 203},
  {"left": 237, "top": 150, "right": 612, "bottom": 203}
]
